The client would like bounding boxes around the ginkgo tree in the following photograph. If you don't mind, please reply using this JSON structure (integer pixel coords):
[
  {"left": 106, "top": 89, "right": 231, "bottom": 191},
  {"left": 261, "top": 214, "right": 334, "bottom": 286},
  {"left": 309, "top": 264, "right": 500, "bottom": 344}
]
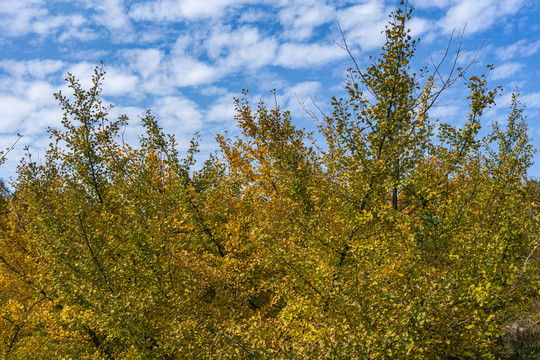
[
  {"left": 215, "top": 2, "right": 539, "bottom": 358},
  {"left": 0, "top": 1, "right": 538, "bottom": 359}
]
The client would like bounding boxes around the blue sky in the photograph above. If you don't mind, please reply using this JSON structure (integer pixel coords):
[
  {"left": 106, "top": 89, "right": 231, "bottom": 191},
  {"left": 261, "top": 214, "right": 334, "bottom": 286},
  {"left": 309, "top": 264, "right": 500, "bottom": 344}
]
[{"left": 1, "top": 0, "right": 540, "bottom": 181}]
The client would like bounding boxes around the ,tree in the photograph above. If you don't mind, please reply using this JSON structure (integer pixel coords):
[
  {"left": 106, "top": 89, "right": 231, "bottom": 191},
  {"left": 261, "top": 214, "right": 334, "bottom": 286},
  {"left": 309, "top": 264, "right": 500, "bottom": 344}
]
[
  {"left": 2, "top": 65, "right": 235, "bottom": 359},
  {"left": 215, "top": 4, "right": 538, "bottom": 358},
  {"left": 0, "top": 2, "right": 538, "bottom": 359}
]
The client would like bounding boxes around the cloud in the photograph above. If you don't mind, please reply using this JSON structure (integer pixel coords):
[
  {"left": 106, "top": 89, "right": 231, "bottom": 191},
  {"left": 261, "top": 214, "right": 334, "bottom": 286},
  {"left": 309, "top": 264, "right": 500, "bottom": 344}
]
[
  {"left": 25, "top": 80, "right": 56, "bottom": 103},
  {"left": 121, "top": 48, "right": 176, "bottom": 95},
  {"left": 495, "top": 39, "right": 540, "bottom": 61},
  {"left": 281, "top": 81, "right": 324, "bottom": 120},
  {"left": 123, "top": 48, "right": 163, "bottom": 79},
  {"left": 105, "top": 104, "right": 147, "bottom": 145},
  {"left": 205, "top": 26, "right": 278, "bottom": 70},
  {"left": 200, "top": 86, "right": 229, "bottom": 97},
  {"left": 170, "top": 57, "right": 219, "bottom": 87},
  {"left": 0, "top": 79, "right": 62, "bottom": 137},
  {"left": 1, "top": 0, "right": 539, "bottom": 180},
  {"left": 0, "top": 96, "right": 35, "bottom": 133},
  {"left": 0, "top": 60, "right": 64, "bottom": 138},
  {"left": 336, "top": 0, "right": 388, "bottom": 51},
  {"left": 206, "top": 93, "right": 239, "bottom": 123},
  {"left": 408, "top": 17, "right": 433, "bottom": 39},
  {"left": 0, "top": 0, "right": 130, "bottom": 43},
  {"left": 152, "top": 96, "right": 203, "bottom": 132},
  {"left": 429, "top": 104, "right": 461, "bottom": 123},
  {"left": 278, "top": 0, "right": 335, "bottom": 40},
  {"left": 0, "top": 0, "right": 48, "bottom": 37},
  {"left": 412, "top": 0, "right": 450, "bottom": 9},
  {"left": 0, "top": 59, "right": 64, "bottom": 79},
  {"left": 60, "top": 62, "right": 137, "bottom": 98},
  {"left": 163, "top": 34, "right": 223, "bottom": 87},
  {"left": 496, "top": 91, "right": 514, "bottom": 108},
  {"left": 275, "top": 42, "right": 345, "bottom": 69},
  {"left": 522, "top": 92, "right": 540, "bottom": 109},
  {"left": 438, "top": 0, "right": 526, "bottom": 34},
  {"left": 66, "top": 62, "right": 98, "bottom": 89},
  {"left": 0, "top": 1, "right": 89, "bottom": 38},
  {"left": 398, "top": 0, "right": 529, "bottom": 39},
  {"left": 283, "top": 81, "right": 322, "bottom": 107},
  {"left": 128, "top": 0, "right": 255, "bottom": 22},
  {"left": 92, "top": 0, "right": 131, "bottom": 32},
  {"left": 242, "top": 70, "right": 288, "bottom": 94},
  {"left": 238, "top": 9, "right": 269, "bottom": 23},
  {"left": 57, "top": 25, "right": 100, "bottom": 43},
  {"left": 101, "top": 67, "right": 139, "bottom": 97},
  {"left": 490, "top": 62, "right": 524, "bottom": 80}
]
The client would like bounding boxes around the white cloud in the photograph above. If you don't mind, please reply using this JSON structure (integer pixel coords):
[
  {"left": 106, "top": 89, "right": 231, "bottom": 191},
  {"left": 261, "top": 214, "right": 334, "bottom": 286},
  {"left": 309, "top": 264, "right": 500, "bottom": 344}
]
[
  {"left": 455, "top": 49, "right": 483, "bottom": 67},
  {"left": 25, "top": 80, "right": 56, "bottom": 103},
  {"left": 58, "top": 26, "right": 100, "bottom": 42},
  {"left": 0, "top": 1, "right": 89, "bottom": 38},
  {"left": 0, "top": 81, "right": 62, "bottom": 137},
  {"left": 490, "top": 62, "right": 524, "bottom": 80},
  {"left": 105, "top": 105, "right": 147, "bottom": 145},
  {"left": 101, "top": 67, "right": 139, "bottom": 96},
  {"left": 238, "top": 9, "right": 268, "bottom": 23},
  {"left": 167, "top": 34, "right": 224, "bottom": 87},
  {"left": 497, "top": 0, "right": 527, "bottom": 14},
  {"left": 0, "top": 59, "right": 64, "bottom": 79},
  {"left": 0, "top": 63, "right": 60, "bottom": 117},
  {"left": 206, "top": 26, "right": 256, "bottom": 58},
  {"left": 522, "top": 92, "right": 540, "bottom": 109},
  {"left": 93, "top": 0, "right": 131, "bottom": 32},
  {"left": 152, "top": 96, "right": 203, "bottom": 132},
  {"left": 278, "top": 0, "right": 335, "bottom": 40},
  {"left": 0, "top": 0, "right": 48, "bottom": 37},
  {"left": 119, "top": 27, "right": 273, "bottom": 93},
  {"left": 496, "top": 39, "right": 540, "bottom": 61},
  {"left": 60, "top": 48, "right": 110, "bottom": 62},
  {"left": 429, "top": 104, "right": 460, "bottom": 122},
  {"left": 200, "top": 86, "right": 229, "bottom": 97},
  {"left": 0, "top": 0, "right": 538, "bottom": 182},
  {"left": 129, "top": 0, "right": 255, "bottom": 22},
  {"left": 276, "top": 42, "right": 344, "bottom": 69},
  {"left": 389, "top": 0, "right": 529, "bottom": 39},
  {"left": 206, "top": 26, "right": 278, "bottom": 70},
  {"left": 108, "top": 105, "right": 146, "bottom": 121},
  {"left": 284, "top": 81, "right": 322, "bottom": 107},
  {"left": 66, "top": 62, "right": 97, "bottom": 89},
  {"left": 0, "top": 96, "right": 35, "bottom": 133},
  {"left": 496, "top": 91, "right": 514, "bottom": 108},
  {"left": 178, "top": 0, "right": 251, "bottom": 19},
  {"left": 336, "top": 0, "right": 388, "bottom": 51},
  {"left": 121, "top": 48, "right": 176, "bottom": 96},
  {"left": 206, "top": 93, "right": 238, "bottom": 123},
  {"left": 0, "top": 0, "right": 42, "bottom": 16},
  {"left": 22, "top": 107, "right": 63, "bottom": 135},
  {"left": 123, "top": 48, "right": 163, "bottom": 79},
  {"left": 170, "top": 57, "right": 219, "bottom": 87},
  {"left": 438, "top": 0, "right": 526, "bottom": 34},
  {"left": 412, "top": 0, "right": 450, "bottom": 9},
  {"left": 63, "top": 63, "right": 139, "bottom": 98},
  {"left": 282, "top": 81, "right": 323, "bottom": 119},
  {"left": 408, "top": 17, "right": 432, "bottom": 39},
  {"left": 171, "top": 34, "right": 197, "bottom": 56}
]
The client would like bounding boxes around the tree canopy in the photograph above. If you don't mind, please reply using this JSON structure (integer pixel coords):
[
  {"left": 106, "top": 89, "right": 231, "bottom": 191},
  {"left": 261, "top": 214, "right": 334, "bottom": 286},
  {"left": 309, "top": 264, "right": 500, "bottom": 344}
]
[{"left": 1, "top": 3, "right": 539, "bottom": 359}]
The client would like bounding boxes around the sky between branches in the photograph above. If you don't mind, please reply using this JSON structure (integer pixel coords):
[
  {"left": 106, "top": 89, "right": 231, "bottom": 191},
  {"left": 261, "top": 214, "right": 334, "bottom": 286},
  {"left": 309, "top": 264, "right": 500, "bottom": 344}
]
[{"left": 1, "top": 0, "right": 540, "bottom": 180}]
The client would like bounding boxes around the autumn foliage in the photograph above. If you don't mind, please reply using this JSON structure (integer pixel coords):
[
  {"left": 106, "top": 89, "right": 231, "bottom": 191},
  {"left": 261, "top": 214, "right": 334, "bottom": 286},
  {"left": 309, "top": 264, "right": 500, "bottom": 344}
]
[{"left": 1, "top": 4, "right": 539, "bottom": 359}]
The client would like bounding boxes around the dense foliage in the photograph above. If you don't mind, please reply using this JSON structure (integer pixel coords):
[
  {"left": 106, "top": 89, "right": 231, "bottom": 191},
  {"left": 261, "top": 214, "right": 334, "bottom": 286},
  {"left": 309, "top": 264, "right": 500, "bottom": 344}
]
[{"left": 1, "top": 3, "right": 539, "bottom": 359}]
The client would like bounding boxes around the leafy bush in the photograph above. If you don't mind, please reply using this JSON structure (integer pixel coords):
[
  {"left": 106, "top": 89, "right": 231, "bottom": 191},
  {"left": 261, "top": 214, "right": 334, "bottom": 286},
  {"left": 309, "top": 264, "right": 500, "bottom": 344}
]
[{"left": 1, "top": 2, "right": 539, "bottom": 359}]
